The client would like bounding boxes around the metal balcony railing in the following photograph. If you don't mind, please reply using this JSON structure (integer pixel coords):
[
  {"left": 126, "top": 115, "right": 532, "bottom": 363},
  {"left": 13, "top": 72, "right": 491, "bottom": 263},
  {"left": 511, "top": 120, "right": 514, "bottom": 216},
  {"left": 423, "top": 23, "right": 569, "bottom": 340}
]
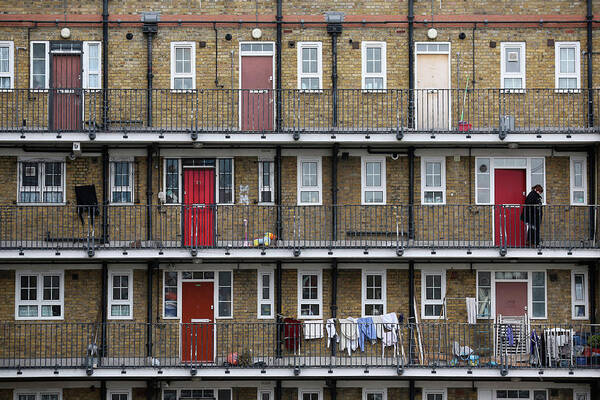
[
  {"left": 0, "top": 89, "right": 598, "bottom": 135},
  {"left": 0, "top": 322, "right": 598, "bottom": 371},
  {"left": 0, "top": 204, "right": 596, "bottom": 254}
]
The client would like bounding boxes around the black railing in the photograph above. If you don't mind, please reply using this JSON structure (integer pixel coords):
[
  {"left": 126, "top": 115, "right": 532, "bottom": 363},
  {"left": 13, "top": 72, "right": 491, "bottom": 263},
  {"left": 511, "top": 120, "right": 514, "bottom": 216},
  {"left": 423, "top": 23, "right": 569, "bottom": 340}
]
[
  {"left": 0, "top": 204, "right": 596, "bottom": 253},
  {"left": 1, "top": 89, "right": 598, "bottom": 135},
  {"left": 0, "top": 322, "right": 598, "bottom": 370}
]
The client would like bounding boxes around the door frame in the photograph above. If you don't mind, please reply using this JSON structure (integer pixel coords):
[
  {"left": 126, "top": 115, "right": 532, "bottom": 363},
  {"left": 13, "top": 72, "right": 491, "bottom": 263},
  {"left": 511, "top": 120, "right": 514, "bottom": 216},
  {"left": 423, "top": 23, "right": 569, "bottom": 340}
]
[
  {"left": 238, "top": 42, "right": 276, "bottom": 130},
  {"left": 181, "top": 165, "right": 217, "bottom": 248},
  {"left": 48, "top": 41, "right": 83, "bottom": 131},
  {"left": 414, "top": 42, "right": 452, "bottom": 130}
]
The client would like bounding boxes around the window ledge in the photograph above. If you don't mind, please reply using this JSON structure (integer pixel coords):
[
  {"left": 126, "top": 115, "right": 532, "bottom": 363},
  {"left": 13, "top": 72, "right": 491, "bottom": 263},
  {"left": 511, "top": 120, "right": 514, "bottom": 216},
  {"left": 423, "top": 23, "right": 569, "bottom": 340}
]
[
  {"left": 554, "top": 89, "right": 581, "bottom": 94},
  {"left": 16, "top": 203, "right": 66, "bottom": 207}
]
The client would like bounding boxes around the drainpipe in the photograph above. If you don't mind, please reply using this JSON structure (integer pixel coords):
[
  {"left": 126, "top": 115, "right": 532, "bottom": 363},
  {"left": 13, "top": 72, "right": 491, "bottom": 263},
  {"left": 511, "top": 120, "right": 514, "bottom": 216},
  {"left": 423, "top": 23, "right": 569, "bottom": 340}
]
[
  {"left": 328, "top": 380, "right": 337, "bottom": 400},
  {"left": 589, "top": 147, "right": 596, "bottom": 240},
  {"left": 408, "top": 0, "right": 415, "bottom": 128},
  {"left": 100, "top": 381, "right": 107, "bottom": 400},
  {"left": 326, "top": 13, "right": 343, "bottom": 129},
  {"left": 409, "top": 380, "right": 415, "bottom": 400},
  {"left": 275, "top": 380, "right": 282, "bottom": 400},
  {"left": 408, "top": 261, "right": 415, "bottom": 364},
  {"left": 586, "top": 0, "right": 594, "bottom": 128},
  {"left": 408, "top": 147, "right": 415, "bottom": 238},
  {"left": 100, "top": 261, "right": 108, "bottom": 358},
  {"left": 275, "top": 0, "right": 282, "bottom": 132},
  {"left": 276, "top": 261, "right": 283, "bottom": 358},
  {"left": 102, "top": 146, "right": 109, "bottom": 243},
  {"left": 146, "top": 145, "right": 154, "bottom": 241},
  {"left": 147, "top": 261, "right": 155, "bottom": 358},
  {"left": 589, "top": 262, "right": 597, "bottom": 326},
  {"left": 276, "top": 146, "right": 282, "bottom": 240},
  {"left": 330, "top": 259, "right": 338, "bottom": 356},
  {"left": 332, "top": 144, "right": 339, "bottom": 241},
  {"left": 142, "top": 12, "right": 159, "bottom": 128},
  {"left": 101, "top": 0, "right": 109, "bottom": 133}
]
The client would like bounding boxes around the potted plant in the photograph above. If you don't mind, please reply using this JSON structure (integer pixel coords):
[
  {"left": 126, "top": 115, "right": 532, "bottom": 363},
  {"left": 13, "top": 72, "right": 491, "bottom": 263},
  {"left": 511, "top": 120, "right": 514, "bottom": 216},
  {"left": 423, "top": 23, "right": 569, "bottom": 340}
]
[{"left": 583, "top": 334, "right": 600, "bottom": 366}]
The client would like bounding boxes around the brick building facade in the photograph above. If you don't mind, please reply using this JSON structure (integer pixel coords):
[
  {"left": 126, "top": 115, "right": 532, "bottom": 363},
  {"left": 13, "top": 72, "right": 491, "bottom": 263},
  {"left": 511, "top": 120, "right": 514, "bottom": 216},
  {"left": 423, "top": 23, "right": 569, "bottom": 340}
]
[{"left": 0, "top": 0, "right": 598, "bottom": 400}]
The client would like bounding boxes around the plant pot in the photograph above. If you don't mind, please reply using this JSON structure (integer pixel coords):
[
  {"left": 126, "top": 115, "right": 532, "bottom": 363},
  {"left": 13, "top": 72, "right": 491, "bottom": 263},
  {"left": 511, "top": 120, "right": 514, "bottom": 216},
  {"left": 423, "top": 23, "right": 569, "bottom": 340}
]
[{"left": 458, "top": 121, "right": 472, "bottom": 132}]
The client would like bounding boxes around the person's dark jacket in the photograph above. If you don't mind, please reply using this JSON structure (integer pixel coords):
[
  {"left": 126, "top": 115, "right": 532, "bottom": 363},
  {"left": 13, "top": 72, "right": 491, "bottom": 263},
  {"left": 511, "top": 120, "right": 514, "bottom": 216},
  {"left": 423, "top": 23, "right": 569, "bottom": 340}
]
[{"left": 520, "top": 190, "right": 543, "bottom": 225}]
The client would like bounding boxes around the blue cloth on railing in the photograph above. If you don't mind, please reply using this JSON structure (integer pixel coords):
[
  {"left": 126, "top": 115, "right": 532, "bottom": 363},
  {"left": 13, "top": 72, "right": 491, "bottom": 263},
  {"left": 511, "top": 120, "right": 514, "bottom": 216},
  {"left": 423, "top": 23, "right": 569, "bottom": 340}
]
[
  {"left": 506, "top": 325, "right": 514, "bottom": 347},
  {"left": 357, "top": 317, "right": 377, "bottom": 352},
  {"left": 530, "top": 329, "right": 539, "bottom": 355}
]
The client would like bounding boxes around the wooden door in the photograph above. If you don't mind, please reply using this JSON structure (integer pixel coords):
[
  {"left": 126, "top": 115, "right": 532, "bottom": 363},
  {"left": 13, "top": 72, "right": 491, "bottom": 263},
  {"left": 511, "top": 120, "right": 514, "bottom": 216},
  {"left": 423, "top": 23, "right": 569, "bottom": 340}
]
[
  {"left": 494, "top": 169, "right": 526, "bottom": 247},
  {"left": 50, "top": 54, "right": 82, "bottom": 131},
  {"left": 416, "top": 54, "right": 450, "bottom": 131},
  {"left": 241, "top": 55, "right": 274, "bottom": 131},
  {"left": 181, "top": 281, "right": 214, "bottom": 362},
  {"left": 496, "top": 282, "right": 527, "bottom": 316},
  {"left": 183, "top": 168, "right": 215, "bottom": 247}
]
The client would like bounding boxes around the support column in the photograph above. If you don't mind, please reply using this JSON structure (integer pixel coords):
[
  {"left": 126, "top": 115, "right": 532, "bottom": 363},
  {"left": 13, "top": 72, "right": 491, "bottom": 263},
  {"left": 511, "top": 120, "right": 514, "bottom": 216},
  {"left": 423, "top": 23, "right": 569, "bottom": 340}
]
[
  {"left": 146, "top": 145, "right": 154, "bottom": 241},
  {"left": 408, "top": 147, "right": 415, "bottom": 238},
  {"left": 586, "top": 0, "right": 594, "bottom": 128},
  {"left": 276, "top": 146, "right": 282, "bottom": 240},
  {"left": 142, "top": 14, "right": 158, "bottom": 128},
  {"left": 102, "top": 146, "right": 109, "bottom": 243},
  {"left": 408, "top": 261, "right": 415, "bottom": 364},
  {"left": 332, "top": 144, "right": 339, "bottom": 241},
  {"left": 409, "top": 379, "right": 415, "bottom": 400},
  {"left": 327, "top": 380, "right": 337, "bottom": 400},
  {"left": 276, "top": 260, "right": 283, "bottom": 358},
  {"left": 330, "top": 259, "right": 338, "bottom": 355},
  {"left": 101, "top": 0, "right": 109, "bottom": 134},
  {"left": 275, "top": 380, "right": 282, "bottom": 400},
  {"left": 275, "top": 0, "right": 283, "bottom": 132},
  {"left": 407, "top": 0, "right": 415, "bottom": 128},
  {"left": 590, "top": 262, "right": 597, "bottom": 327},
  {"left": 147, "top": 261, "right": 154, "bottom": 358},
  {"left": 100, "top": 262, "right": 108, "bottom": 359}
]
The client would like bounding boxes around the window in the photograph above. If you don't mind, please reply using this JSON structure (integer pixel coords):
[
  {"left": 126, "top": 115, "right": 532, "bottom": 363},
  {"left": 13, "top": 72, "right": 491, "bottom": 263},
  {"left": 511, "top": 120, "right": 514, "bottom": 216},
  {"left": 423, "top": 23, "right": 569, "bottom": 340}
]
[
  {"left": 476, "top": 158, "right": 491, "bottom": 204},
  {"left": 574, "top": 391, "right": 590, "bottom": 400},
  {"left": 495, "top": 390, "right": 547, "bottom": 400},
  {"left": 170, "top": 42, "right": 196, "bottom": 90},
  {"left": 421, "top": 271, "right": 445, "bottom": 319},
  {"left": 164, "top": 158, "right": 181, "bottom": 204},
  {"left": 257, "top": 269, "right": 274, "bottom": 318},
  {"left": 258, "top": 390, "right": 273, "bottom": 400},
  {"left": 421, "top": 157, "right": 446, "bottom": 204},
  {"left": 297, "top": 42, "right": 322, "bottom": 90},
  {"left": 361, "top": 156, "right": 386, "bottom": 204},
  {"left": 298, "top": 390, "right": 322, "bottom": 400},
  {"left": 422, "top": 390, "right": 446, "bottom": 400},
  {"left": 363, "top": 389, "right": 387, "bottom": 400},
  {"left": 108, "top": 271, "right": 133, "bottom": 319},
  {"left": 501, "top": 42, "right": 526, "bottom": 90},
  {"left": 111, "top": 161, "right": 134, "bottom": 203},
  {"left": 297, "top": 157, "right": 322, "bottom": 205},
  {"left": 163, "top": 271, "right": 178, "bottom": 318},
  {"left": 107, "top": 390, "right": 131, "bottom": 400},
  {"left": 164, "top": 389, "right": 231, "bottom": 400},
  {"left": 16, "top": 392, "right": 61, "bottom": 400},
  {"left": 362, "top": 41, "right": 386, "bottom": 90},
  {"left": 570, "top": 156, "right": 587, "bottom": 205},
  {"left": 572, "top": 270, "right": 588, "bottom": 319},
  {"left": 362, "top": 271, "right": 386, "bottom": 316},
  {"left": 218, "top": 271, "right": 233, "bottom": 318},
  {"left": 530, "top": 158, "right": 546, "bottom": 204},
  {"left": 258, "top": 160, "right": 274, "bottom": 204},
  {"left": 0, "top": 41, "right": 14, "bottom": 89},
  {"left": 18, "top": 160, "right": 65, "bottom": 204},
  {"left": 477, "top": 271, "right": 492, "bottom": 319},
  {"left": 15, "top": 271, "right": 63, "bottom": 319},
  {"left": 531, "top": 271, "right": 546, "bottom": 319},
  {"left": 298, "top": 271, "right": 322, "bottom": 318},
  {"left": 30, "top": 41, "right": 49, "bottom": 90},
  {"left": 555, "top": 42, "right": 580, "bottom": 90},
  {"left": 83, "top": 41, "right": 102, "bottom": 89},
  {"left": 218, "top": 158, "right": 234, "bottom": 204}
]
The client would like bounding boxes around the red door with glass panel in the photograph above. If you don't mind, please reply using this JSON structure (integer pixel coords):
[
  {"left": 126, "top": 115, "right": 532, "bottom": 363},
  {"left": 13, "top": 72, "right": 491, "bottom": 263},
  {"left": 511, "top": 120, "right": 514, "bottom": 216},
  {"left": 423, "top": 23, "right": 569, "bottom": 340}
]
[
  {"left": 241, "top": 55, "right": 274, "bottom": 131},
  {"left": 50, "top": 54, "right": 82, "bottom": 131},
  {"left": 184, "top": 168, "right": 215, "bottom": 247},
  {"left": 494, "top": 169, "right": 526, "bottom": 247},
  {"left": 181, "top": 281, "right": 214, "bottom": 362}
]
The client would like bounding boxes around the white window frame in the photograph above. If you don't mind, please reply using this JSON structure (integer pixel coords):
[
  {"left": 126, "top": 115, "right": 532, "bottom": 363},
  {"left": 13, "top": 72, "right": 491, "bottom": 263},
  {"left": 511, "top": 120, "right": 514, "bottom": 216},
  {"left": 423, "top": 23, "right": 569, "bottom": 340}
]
[
  {"left": 15, "top": 271, "right": 64, "bottom": 320},
  {"left": 110, "top": 160, "right": 135, "bottom": 204},
  {"left": 257, "top": 269, "right": 275, "bottom": 319},
  {"left": 257, "top": 389, "right": 274, "bottom": 400},
  {"left": 83, "top": 41, "right": 102, "bottom": 89},
  {"left": 500, "top": 42, "right": 526, "bottom": 91},
  {"left": 298, "top": 389, "right": 323, "bottom": 400},
  {"left": 258, "top": 158, "right": 275, "bottom": 204},
  {"left": 361, "top": 156, "right": 386, "bottom": 205},
  {"left": 362, "top": 270, "right": 386, "bottom": 317},
  {"left": 570, "top": 156, "right": 587, "bottom": 205},
  {"left": 216, "top": 270, "right": 233, "bottom": 319},
  {"left": 17, "top": 160, "right": 66, "bottom": 205},
  {"left": 297, "top": 270, "right": 323, "bottom": 319},
  {"left": 30, "top": 41, "right": 49, "bottom": 90},
  {"left": 422, "top": 389, "right": 447, "bottom": 400},
  {"left": 216, "top": 157, "right": 235, "bottom": 205},
  {"left": 163, "top": 270, "right": 179, "bottom": 319},
  {"left": 362, "top": 388, "right": 388, "bottom": 400},
  {"left": 529, "top": 271, "right": 547, "bottom": 320},
  {"left": 571, "top": 269, "right": 589, "bottom": 320},
  {"left": 15, "top": 390, "right": 62, "bottom": 400},
  {"left": 108, "top": 270, "right": 133, "bottom": 320},
  {"left": 573, "top": 390, "right": 591, "bottom": 400},
  {"left": 297, "top": 42, "right": 323, "bottom": 91},
  {"left": 421, "top": 270, "right": 446, "bottom": 320},
  {"left": 170, "top": 41, "right": 196, "bottom": 90},
  {"left": 297, "top": 156, "right": 322, "bottom": 206},
  {"left": 493, "top": 389, "right": 548, "bottom": 400},
  {"left": 361, "top": 41, "right": 387, "bottom": 90},
  {"left": 555, "top": 41, "right": 580, "bottom": 91},
  {"left": 421, "top": 156, "right": 446, "bottom": 205},
  {"left": 107, "top": 389, "right": 132, "bottom": 400},
  {"left": 163, "top": 158, "right": 182, "bottom": 205},
  {"left": 0, "top": 41, "right": 14, "bottom": 90}
]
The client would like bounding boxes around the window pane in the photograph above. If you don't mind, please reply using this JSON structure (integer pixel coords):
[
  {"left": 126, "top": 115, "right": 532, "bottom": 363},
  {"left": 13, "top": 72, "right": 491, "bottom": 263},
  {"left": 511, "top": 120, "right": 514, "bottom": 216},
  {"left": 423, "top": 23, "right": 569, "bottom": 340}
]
[
  {"left": 301, "top": 77, "right": 319, "bottom": 90},
  {"left": 424, "top": 191, "right": 443, "bottom": 204},
  {"left": 575, "top": 274, "right": 584, "bottom": 301},
  {"left": 558, "top": 77, "right": 577, "bottom": 89},
  {"left": 505, "top": 48, "right": 521, "bottom": 72},
  {"left": 18, "top": 305, "right": 38, "bottom": 317},
  {"left": 504, "top": 78, "right": 522, "bottom": 89},
  {"left": 560, "top": 47, "right": 575, "bottom": 73},
  {"left": 364, "top": 77, "right": 383, "bottom": 90},
  {"left": 302, "top": 162, "right": 317, "bottom": 186}
]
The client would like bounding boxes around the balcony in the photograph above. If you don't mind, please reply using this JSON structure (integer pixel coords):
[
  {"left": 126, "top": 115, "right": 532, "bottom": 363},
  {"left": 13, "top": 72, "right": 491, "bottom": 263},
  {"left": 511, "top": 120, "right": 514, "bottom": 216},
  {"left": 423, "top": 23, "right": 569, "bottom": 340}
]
[
  {"left": 0, "top": 322, "right": 598, "bottom": 378},
  {"left": 0, "top": 89, "right": 598, "bottom": 142},
  {"left": 0, "top": 204, "right": 596, "bottom": 259}
]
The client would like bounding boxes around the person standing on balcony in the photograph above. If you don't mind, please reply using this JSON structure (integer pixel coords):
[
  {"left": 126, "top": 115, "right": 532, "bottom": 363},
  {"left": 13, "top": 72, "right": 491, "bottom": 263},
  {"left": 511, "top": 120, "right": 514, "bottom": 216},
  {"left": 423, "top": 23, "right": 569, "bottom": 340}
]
[{"left": 521, "top": 185, "right": 544, "bottom": 247}]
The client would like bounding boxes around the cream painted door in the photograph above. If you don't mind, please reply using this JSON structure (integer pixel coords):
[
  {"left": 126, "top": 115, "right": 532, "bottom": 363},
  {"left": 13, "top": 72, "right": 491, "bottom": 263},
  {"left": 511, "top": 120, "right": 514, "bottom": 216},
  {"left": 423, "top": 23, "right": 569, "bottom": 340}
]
[{"left": 416, "top": 54, "right": 450, "bottom": 131}]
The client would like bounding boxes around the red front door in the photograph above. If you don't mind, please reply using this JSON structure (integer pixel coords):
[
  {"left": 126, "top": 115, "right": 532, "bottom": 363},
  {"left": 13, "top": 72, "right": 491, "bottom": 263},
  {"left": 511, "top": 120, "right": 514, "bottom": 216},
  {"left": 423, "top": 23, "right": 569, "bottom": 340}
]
[
  {"left": 241, "top": 55, "right": 274, "bottom": 131},
  {"left": 496, "top": 282, "right": 527, "bottom": 316},
  {"left": 184, "top": 168, "right": 215, "bottom": 247},
  {"left": 494, "top": 169, "right": 526, "bottom": 247},
  {"left": 181, "top": 281, "right": 214, "bottom": 362},
  {"left": 51, "top": 54, "right": 82, "bottom": 131}
]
